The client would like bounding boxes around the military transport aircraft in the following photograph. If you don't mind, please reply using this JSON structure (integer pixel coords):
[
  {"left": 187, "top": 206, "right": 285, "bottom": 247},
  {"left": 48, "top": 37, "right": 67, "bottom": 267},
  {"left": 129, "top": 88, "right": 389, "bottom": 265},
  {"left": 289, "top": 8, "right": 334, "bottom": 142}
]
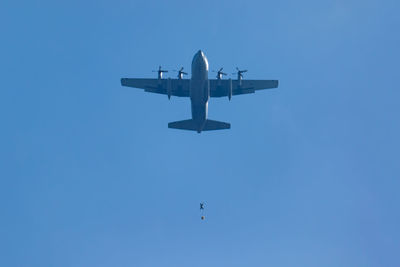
[{"left": 121, "top": 50, "right": 279, "bottom": 133}]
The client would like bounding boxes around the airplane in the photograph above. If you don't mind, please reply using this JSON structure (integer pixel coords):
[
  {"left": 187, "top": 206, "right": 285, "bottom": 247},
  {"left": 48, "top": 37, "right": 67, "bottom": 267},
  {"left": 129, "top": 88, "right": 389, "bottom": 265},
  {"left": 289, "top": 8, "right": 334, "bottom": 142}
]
[{"left": 121, "top": 50, "right": 279, "bottom": 133}]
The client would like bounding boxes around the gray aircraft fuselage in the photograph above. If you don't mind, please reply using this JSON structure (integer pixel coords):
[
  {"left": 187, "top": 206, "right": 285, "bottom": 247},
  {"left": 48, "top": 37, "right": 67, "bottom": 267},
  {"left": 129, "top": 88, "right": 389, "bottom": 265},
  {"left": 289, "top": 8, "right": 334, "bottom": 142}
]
[{"left": 190, "top": 50, "right": 210, "bottom": 130}]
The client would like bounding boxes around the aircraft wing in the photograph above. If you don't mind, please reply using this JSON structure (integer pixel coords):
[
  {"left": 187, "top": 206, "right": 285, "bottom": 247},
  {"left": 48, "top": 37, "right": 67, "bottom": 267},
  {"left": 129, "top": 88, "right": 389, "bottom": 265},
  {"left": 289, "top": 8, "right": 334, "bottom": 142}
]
[
  {"left": 210, "top": 79, "right": 279, "bottom": 98},
  {"left": 121, "top": 78, "right": 190, "bottom": 97}
]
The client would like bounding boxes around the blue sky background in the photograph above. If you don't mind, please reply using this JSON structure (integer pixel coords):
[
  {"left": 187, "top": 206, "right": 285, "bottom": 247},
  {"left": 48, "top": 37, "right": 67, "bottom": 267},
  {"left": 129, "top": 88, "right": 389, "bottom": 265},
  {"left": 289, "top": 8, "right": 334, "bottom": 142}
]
[{"left": 1, "top": 0, "right": 399, "bottom": 266}]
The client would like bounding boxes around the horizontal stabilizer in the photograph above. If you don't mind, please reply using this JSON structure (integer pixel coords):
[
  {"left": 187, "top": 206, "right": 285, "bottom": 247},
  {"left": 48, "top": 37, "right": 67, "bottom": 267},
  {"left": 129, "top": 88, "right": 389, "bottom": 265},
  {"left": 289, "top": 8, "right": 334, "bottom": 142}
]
[
  {"left": 203, "top": 119, "right": 230, "bottom": 131},
  {"left": 168, "top": 119, "right": 230, "bottom": 132},
  {"left": 168, "top": 119, "right": 198, "bottom": 131}
]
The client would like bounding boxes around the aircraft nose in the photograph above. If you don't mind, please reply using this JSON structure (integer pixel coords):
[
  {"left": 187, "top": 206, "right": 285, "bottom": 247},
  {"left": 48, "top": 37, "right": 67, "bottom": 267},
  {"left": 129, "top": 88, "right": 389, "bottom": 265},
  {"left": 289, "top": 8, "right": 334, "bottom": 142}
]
[
  {"left": 192, "top": 49, "right": 209, "bottom": 71},
  {"left": 197, "top": 50, "right": 204, "bottom": 57},
  {"left": 193, "top": 50, "right": 204, "bottom": 63}
]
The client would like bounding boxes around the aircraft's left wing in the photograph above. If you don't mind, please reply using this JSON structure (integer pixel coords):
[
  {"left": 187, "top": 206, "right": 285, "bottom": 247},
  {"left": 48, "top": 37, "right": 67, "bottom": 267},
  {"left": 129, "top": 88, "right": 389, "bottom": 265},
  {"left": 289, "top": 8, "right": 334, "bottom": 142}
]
[
  {"left": 121, "top": 78, "right": 190, "bottom": 97},
  {"left": 210, "top": 79, "right": 279, "bottom": 98}
]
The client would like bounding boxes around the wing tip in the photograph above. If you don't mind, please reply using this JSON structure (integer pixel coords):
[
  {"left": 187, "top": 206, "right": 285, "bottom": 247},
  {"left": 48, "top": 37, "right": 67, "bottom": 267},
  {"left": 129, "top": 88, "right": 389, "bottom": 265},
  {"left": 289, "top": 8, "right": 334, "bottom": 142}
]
[{"left": 121, "top": 78, "right": 127, "bottom": 86}]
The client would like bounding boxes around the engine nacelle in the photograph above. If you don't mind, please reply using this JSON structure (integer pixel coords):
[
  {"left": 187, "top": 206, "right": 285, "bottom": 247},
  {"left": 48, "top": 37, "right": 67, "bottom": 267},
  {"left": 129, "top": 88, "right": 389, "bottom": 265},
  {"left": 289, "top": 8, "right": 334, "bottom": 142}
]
[
  {"left": 167, "top": 78, "right": 172, "bottom": 99},
  {"left": 228, "top": 78, "right": 232, "bottom": 100}
]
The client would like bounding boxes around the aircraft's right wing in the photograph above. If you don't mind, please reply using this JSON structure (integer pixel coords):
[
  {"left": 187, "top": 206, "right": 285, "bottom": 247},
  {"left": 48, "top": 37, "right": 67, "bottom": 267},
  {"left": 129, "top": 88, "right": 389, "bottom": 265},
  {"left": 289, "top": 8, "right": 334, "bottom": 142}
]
[
  {"left": 210, "top": 79, "right": 279, "bottom": 98},
  {"left": 121, "top": 78, "right": 190, "bottom": 97}
]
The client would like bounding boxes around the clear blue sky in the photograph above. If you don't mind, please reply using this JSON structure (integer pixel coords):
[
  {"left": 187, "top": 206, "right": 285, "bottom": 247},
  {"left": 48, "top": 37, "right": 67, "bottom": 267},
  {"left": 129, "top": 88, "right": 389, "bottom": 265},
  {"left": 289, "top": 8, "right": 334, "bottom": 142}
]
[{"left": 1, "top": 0, "right": 399, "bottom": 266}]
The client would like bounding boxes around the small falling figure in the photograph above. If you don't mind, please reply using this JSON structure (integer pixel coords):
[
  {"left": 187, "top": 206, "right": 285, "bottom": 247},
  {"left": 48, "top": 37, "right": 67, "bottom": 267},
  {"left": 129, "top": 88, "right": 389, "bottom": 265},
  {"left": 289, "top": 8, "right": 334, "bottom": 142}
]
[{"left": 200, "top": 202, "right": 205, "bottom": 220}]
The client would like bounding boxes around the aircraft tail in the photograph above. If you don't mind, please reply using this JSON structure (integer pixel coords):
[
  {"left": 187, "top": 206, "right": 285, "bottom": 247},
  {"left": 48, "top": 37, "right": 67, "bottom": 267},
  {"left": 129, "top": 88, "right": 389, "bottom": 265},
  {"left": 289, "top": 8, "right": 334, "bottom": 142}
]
[{"left": 168, "top": 119, "right": 230, "bottom": 132}]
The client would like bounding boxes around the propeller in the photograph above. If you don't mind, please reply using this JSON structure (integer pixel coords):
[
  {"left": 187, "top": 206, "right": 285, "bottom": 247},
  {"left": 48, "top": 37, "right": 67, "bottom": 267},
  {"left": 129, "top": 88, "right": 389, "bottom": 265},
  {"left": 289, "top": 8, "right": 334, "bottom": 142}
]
[
  {"left": 212, "top": 68, "right": 227, "bottom": 80},
  {"left": 173, "top": 67, "right": 188, "bottom": 79},
  {"left": 152, "top": 66, "right": 168, "bottom": 79},
  {"left": 232, "top": 67, "right": 248, "bottom": 80}
]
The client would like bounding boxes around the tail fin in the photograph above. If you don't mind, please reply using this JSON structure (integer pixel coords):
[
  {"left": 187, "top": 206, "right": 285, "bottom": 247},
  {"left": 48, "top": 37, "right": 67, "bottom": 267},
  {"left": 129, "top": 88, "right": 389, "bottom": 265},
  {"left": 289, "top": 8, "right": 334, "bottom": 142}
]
[{"left": 168, "top": 119, "right": 230, "bottom": 132}]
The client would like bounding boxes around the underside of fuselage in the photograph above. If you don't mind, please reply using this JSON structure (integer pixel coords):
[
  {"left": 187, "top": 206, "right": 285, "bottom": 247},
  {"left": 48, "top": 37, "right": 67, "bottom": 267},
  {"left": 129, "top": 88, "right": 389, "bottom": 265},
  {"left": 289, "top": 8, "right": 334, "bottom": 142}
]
[
  {"left": 190, "top": 50, "right": 209, "bottom": 130},
  {"left": 167, "top": 50, "right": 230, "bottom": 133}
]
